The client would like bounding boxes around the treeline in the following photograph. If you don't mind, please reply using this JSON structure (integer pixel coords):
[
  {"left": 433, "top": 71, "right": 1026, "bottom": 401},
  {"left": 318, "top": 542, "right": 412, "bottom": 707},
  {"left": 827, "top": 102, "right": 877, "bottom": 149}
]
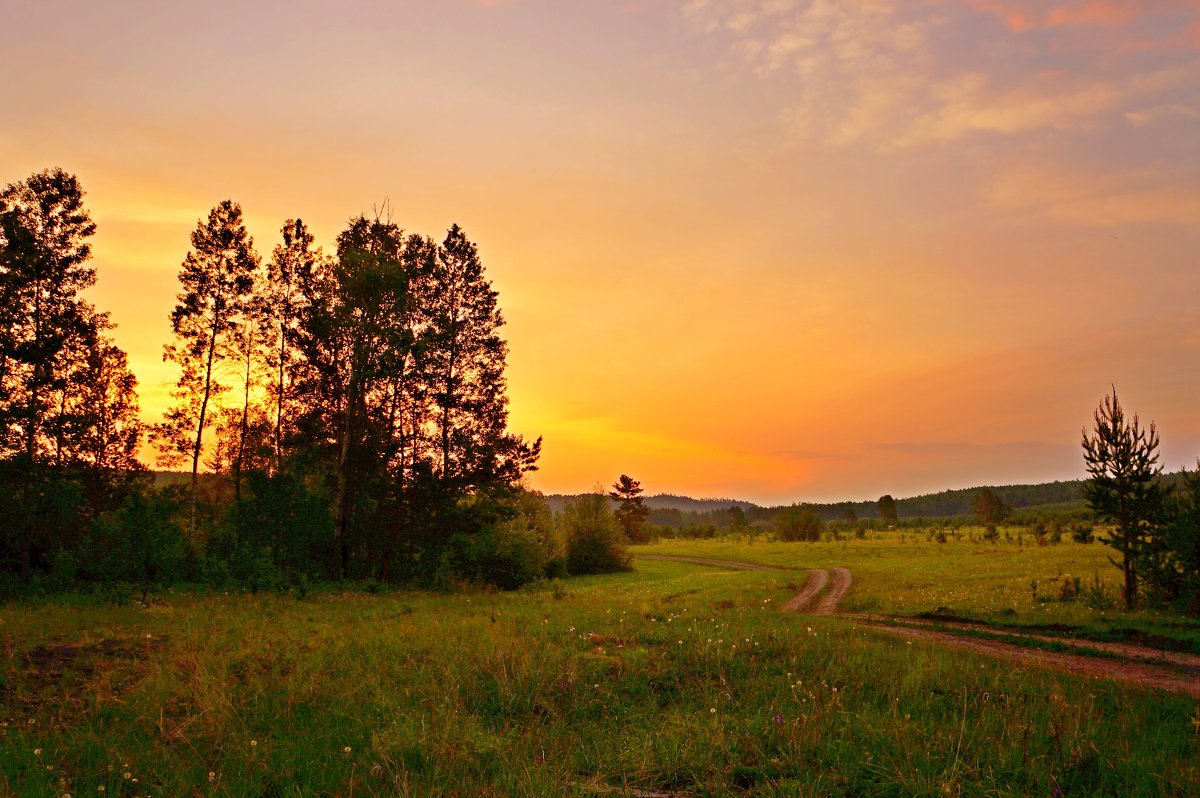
[{"left": 0, "top": 167, "right": 628, "bottom": 597}]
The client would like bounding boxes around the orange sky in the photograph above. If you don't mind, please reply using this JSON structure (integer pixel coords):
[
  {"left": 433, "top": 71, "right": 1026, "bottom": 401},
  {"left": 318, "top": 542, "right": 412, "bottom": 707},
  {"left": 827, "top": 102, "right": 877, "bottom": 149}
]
[{"left": 3, "top": 0, "right": 1198, "bottom": 504}]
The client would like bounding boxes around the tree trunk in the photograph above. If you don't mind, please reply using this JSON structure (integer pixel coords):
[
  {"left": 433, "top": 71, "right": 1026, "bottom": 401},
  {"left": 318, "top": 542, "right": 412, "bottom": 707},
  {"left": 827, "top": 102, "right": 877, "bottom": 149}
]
[
  {"left": 233, "top": 328, "right": 252, "bottom": 504},
  {"left": 275, "top": 320, "right": 286, "bottom": 474},
  {"left": 191, "top": 310, "right": 221, "bottom": 540},
  {"left": 330, "top": 358, "right": 358, "bottom": 579},
  {"left": 1123, "top": 551, "right": 1137, "bottom": 610}
]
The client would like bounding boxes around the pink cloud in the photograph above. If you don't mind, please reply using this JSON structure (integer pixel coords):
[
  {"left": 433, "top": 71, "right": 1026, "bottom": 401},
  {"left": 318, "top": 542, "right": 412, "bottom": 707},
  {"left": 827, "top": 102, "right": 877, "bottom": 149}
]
[{"left": 960, "top": 0, "right": 1189, "bottom": 32}]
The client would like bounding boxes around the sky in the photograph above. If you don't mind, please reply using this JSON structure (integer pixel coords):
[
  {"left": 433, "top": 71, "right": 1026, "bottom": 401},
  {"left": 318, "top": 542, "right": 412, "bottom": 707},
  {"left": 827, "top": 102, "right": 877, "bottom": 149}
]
[{"left": 2, "top": 0, "right": 1198, "bottom": 505}]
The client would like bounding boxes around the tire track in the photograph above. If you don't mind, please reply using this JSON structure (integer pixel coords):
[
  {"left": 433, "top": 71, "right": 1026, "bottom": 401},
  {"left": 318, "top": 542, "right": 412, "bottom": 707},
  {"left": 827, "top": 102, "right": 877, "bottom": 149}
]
[
  {"left": 812, "top": 567, "right": 852, "bottom": 615},
  {"left": 780, "top": 569, "right": 829, "bottom": 611},
  {"left": 636, "top": 553, "right": 1200, "bottom": 697}
]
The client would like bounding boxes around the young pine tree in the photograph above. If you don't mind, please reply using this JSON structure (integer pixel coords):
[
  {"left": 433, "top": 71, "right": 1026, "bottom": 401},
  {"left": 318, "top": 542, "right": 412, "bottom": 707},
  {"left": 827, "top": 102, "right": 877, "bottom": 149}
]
[
  {"left": 609, "top": 474, "right": 649, "bottom": 542},
  {"left": 1081, "top": 388, "right": 1167, "bottom": 610}
]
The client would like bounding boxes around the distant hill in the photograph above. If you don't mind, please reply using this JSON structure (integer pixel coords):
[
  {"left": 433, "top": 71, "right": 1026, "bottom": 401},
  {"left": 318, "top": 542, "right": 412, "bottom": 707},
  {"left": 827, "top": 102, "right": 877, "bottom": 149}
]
[
  {"left": 861, "top": 479, "right": 1087, "bottom": 521},
  {"left": 542, "top": 481, "right": 1091, "bottom": 520}
]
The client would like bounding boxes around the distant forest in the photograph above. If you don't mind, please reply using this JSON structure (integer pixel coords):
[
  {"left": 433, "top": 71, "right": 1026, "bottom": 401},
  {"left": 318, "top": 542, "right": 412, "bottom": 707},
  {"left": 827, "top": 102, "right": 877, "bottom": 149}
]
[{"left": 546, "top": 479, "right": 1094, "bottom": 530}]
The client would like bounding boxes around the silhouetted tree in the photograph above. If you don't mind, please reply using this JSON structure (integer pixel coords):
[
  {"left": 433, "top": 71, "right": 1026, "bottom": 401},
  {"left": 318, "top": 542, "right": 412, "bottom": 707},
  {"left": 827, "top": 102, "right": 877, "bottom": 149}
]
[
  {"left": 303, "top": 214, "right": 413, "bottom": 577},
  {"left": 422, "top": 224, "right": 540, "bottom": 491},
  {"left": 972, "top": 487, "right": 1010, "bottom": 528},
  {"left": 877, "top": 494, "right": 898, "bottom": 524},
  {"left": 1081, "top": 388, "right": 1167, "bottom": 610},
  {"left": 775, "top": 503, "right": 823, "bottom": 542},
  {"left": 0, "top": 169, "right": 108, "bottom": 575},
  {"left": 609, "top": 474, "right": 650, "bottom": 542},
  {"left": 65, "top": 334, "right": 145, "bottom": 517},
  {"left": 153, "top": 200, "right": 259, "bottom": 539},
  {"left": 261, "top": 219, "right": 320, "bottom": 472}
]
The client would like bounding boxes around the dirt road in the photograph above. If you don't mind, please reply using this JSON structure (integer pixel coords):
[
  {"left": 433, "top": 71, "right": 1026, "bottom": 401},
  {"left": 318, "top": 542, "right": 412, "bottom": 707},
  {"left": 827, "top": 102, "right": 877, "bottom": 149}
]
[{"left": 634, "top": 554, "right": 1200, "bottom": 698}]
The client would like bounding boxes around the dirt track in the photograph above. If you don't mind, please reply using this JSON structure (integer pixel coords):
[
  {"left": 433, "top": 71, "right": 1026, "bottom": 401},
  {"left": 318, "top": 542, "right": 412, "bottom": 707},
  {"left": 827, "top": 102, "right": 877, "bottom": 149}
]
[
  {"left": 780, "top": 569, "right": 828, "bottom": 611},
  {"left": 634, "top": 554, "right": 1200, "bottom": 698}
]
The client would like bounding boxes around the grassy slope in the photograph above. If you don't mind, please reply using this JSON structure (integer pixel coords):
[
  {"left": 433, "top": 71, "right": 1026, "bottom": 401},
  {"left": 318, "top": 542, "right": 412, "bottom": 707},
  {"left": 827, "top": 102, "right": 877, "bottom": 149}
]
[{"left": 2, "top": 549, "right": 1199, "bottom": 796}]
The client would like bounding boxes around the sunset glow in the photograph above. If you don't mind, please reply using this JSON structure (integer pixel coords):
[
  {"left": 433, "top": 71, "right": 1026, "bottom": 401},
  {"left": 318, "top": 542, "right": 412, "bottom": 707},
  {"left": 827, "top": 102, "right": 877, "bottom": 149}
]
[{"left": 4, "top": 0, "right": 1198, "bottom": 503}]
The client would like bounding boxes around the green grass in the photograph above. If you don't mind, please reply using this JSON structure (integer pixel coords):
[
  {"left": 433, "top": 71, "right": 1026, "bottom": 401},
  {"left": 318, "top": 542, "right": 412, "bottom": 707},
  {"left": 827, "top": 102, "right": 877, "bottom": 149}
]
[
  {"left": 639, "top": 535, "right": 1200, "bottom": 653},
  {"left": 2, "top": 549, "right": 1199, "bottom": 795}
]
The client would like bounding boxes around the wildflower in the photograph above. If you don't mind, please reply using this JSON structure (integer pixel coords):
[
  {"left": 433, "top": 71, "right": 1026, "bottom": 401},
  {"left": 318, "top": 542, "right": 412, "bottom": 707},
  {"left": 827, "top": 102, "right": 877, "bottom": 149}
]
[
  {"left": 124, "top": 772, "right": 132, "bottom": 779},
  {"left": 208, "top": 772, "right": 216, "bottom": 782},
  {"left": 710, "top": 707, "right": 717, "bottom": 714},
  {"left": 34, "top": 748, "right": 42, "bottom": 756},
  {"left": 250, "top": 740, "right": 257, "bottom": 747},
  {"left": 772, "top": 714, "right": 785, "bottom": 725}
]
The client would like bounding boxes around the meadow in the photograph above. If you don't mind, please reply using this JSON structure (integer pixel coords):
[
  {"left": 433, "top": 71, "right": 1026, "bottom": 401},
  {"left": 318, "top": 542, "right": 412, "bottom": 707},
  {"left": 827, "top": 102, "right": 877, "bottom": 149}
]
[{"left": 3, "top": 535, "right": 1199, "bottom": 797}]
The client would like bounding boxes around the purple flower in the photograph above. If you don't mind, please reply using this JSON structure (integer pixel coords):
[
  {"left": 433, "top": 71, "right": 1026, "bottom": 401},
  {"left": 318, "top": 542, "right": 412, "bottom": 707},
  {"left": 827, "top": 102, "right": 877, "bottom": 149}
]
[{"left": 772, "top": 714, "right": 785, "bottom": 725}]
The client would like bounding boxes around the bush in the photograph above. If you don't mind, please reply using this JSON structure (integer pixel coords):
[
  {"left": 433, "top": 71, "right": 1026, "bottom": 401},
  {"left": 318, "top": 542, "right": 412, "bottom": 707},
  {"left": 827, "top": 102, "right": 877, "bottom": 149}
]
[
  {"left": 774, "top": 504, "right": 823, "bottom": 542},
  {"left": 1072, "top": 523, "right": 1095, "bottom": 544},
  {"left": 449, "top": 489, "right": 560, "bottom": 590},
  {"left": 85, "top": 489, "right": 187, "bottom": 599},
  {"left": 563, "top": 493, "right": 632, "bottom": 575},
  {"left": 214, "top": 471, "right": 331, "bottom": 590}
]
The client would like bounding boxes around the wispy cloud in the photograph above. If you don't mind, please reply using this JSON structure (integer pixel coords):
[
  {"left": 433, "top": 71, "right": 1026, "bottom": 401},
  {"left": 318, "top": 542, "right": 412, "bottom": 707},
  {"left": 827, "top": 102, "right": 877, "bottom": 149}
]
[
  {"left": 986, "top": 162, "right": 1200, "bottom": 227},
  {"left": 683, "top": 0, "right": 1200, "bottom": 149}
]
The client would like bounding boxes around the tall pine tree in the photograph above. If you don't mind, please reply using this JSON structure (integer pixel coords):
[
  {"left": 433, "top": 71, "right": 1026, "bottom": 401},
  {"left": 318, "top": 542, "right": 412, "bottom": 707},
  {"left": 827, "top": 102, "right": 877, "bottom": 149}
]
[{"left": 153, "top": 200, "right": 259, "bottom": 539}]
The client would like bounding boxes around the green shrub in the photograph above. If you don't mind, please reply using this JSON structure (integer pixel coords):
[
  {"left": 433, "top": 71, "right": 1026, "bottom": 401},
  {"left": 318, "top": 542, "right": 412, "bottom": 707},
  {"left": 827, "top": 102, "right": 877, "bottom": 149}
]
[
  {"left": 85, "top": 489, "right": 187, "bottom": 599},
  {"left": 449, "top": 489, "right": 560, "bottom": 590},
  {"left": 563, "top": 493, "right": 632, "bottom": 575}
]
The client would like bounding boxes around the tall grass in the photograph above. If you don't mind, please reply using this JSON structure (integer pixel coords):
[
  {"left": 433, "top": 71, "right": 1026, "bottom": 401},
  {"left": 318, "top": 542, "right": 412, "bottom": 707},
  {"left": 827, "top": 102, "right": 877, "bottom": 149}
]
[{"left": 3, "top": 557, "right": 1198, "bottom": 795}]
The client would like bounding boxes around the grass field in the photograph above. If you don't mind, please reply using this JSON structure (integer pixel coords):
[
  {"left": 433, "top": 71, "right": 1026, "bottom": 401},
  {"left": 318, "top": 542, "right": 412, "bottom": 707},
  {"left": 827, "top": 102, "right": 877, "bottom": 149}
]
[
  {"left": 639, "top": 536, "right": 1200, "bottom": 652},
  {"left": 3, "top": 537, "right": 1199, "bottom": 796}
]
